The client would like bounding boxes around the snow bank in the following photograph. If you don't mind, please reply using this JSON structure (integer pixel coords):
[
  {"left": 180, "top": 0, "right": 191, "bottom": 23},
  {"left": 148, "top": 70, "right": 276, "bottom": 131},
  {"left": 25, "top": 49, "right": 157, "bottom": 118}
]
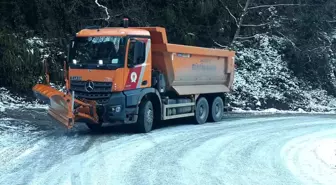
[
  {"left": 0, "top": 87, "right": 47, "bottom": 112},
  {"left": 228, "top": 34, "right": 336, "bottom": 112},
  {"left": 230, "top": 107, "right": 336, "bottom": 115}
]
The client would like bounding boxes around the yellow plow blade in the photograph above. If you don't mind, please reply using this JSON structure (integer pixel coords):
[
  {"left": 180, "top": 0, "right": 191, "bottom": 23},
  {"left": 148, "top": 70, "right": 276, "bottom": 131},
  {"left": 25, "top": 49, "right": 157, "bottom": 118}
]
[{"left": 32, "top": 84, "right": 99, "bottom": 129}]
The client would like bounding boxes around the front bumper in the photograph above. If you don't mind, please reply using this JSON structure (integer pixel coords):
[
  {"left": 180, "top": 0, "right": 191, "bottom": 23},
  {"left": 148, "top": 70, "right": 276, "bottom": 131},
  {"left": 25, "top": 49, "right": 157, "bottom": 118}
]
[
  {"left": 101, "top": 92, "right": 126, "bottom": 123},
  {"left": 101, "top": 91, "right": 141, "bottom": 125}
]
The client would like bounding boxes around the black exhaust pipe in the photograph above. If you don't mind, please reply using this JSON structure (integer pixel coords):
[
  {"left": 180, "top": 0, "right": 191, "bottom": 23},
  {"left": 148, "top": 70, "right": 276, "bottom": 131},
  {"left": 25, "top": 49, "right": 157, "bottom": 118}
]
[{"left": 123, "top": 18, "right": 129, "bottom": 28}]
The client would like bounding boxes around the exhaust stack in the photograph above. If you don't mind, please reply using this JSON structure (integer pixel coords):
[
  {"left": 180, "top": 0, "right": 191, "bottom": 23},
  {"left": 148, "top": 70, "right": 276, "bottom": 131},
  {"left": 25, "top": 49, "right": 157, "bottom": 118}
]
[{"left": 123, "top": 18, "right": 129, "bottom": 28}]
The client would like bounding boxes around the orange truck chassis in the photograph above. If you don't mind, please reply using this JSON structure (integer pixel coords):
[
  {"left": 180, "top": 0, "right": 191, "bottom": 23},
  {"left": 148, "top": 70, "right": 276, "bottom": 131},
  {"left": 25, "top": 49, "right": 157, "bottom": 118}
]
[{"left": 32, "top": 18, "right": 235, "bottom": 133}]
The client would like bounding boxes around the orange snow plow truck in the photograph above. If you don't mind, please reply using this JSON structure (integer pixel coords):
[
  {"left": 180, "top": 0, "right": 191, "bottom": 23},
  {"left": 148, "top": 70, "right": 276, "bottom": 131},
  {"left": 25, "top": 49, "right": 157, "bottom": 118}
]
[{"left": 32, "top": 19, "right": 235, "bottom": 133}]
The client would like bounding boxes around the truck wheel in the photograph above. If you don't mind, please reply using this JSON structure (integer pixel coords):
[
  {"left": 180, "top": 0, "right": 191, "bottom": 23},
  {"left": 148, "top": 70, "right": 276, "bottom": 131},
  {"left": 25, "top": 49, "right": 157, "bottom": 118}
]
[
  {"left": 209, "top": 96, "right": 224, "bottom": 122},
  {"left": 86, "top": 122, "right": 103, "bottom": 132},
  {"left": 136, "top": 99, "right": 154, "bottom": 133},
  {"left": 194, "top": 97, "right": 209, "bottom": 124}
]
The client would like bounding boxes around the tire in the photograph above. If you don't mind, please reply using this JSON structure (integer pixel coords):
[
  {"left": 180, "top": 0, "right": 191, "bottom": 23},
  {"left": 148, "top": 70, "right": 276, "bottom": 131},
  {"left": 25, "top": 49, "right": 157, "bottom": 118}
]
[
  {"left": 86, "top": 122, "right": 103, "bottom": 132},
  {"left": 208, "top": 96, "right": 224, "bottom": 122},
  {"left": 194, "top": 97, "right": 209, "bottom": 124},
  {"left": 136, "top": 99, "right": 154, "bottom": 133}
]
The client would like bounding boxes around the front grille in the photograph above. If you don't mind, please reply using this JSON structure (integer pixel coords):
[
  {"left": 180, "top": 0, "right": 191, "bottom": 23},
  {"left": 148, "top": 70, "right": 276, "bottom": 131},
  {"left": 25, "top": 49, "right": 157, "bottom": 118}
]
[
  {"left": 70, "top": 80, "right": 112, "bottom": 104},
  {"left": 70, "top": 80, "right": 112, "bottom": 93}
]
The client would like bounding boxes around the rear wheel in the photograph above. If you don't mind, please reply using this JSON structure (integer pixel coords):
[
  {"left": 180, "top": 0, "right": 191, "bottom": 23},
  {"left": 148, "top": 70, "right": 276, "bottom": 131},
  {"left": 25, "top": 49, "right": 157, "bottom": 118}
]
[
  {"left": 208, "top": 96, "right": 224, "bottom": 122},
  {"left": 194, "top": 97, "right": 209, "bottom": 124},
  {"left": 136, "top": 99, "right": 154, "bottom": 133}
]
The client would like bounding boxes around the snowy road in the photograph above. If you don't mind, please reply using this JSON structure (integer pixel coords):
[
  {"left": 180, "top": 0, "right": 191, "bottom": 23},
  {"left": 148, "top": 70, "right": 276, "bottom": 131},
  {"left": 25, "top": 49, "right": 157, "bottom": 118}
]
[{"left": 0, "top": 109, "right": 335, "bottom": 185}]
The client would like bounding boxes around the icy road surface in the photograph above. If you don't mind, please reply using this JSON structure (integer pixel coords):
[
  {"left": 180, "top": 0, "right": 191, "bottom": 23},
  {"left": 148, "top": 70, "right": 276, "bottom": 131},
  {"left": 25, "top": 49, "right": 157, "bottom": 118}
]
[{"left": 0, "top": 109, "right": 336, "bottom": 185}]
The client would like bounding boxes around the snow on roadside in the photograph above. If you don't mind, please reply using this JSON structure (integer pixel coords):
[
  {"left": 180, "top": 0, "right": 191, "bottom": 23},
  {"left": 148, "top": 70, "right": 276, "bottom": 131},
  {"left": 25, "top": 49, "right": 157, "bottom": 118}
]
[
  {"left": 0, "top": 117, "right": 48, "bottom": 174},
  {"left": 315, "top": 139, "right": 336, "bottom": 169},
  {"left": 282, "top": 129, "right": 336, "bottom": 185},
  {"left": 0, "top": 87, "right": 47, "bottom": 112},
  {"left": 230, "top": 107, "right": 336, "bottom": 115}
]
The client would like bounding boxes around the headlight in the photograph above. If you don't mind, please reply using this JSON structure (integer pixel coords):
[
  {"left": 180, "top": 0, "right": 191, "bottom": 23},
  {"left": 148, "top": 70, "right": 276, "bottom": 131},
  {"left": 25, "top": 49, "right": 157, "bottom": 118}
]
[
  {"left": 115, "top": 106, "right": 121, "bottom": 113},
  {"left": 111, "top": 105, "right": 121, "bottom": 113}
]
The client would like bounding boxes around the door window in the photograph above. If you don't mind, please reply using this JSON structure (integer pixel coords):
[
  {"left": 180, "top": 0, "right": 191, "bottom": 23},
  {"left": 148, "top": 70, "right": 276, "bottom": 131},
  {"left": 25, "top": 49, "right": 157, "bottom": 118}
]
[{"left": 127, "top": 39, "right": 146, "bottom": 67}]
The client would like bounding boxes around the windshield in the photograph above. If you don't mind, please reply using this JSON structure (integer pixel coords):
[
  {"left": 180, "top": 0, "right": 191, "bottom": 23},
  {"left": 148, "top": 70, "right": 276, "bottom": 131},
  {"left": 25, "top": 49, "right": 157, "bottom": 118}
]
[{"left": 69, "top": 36, "right": 125, "bottom": 69}]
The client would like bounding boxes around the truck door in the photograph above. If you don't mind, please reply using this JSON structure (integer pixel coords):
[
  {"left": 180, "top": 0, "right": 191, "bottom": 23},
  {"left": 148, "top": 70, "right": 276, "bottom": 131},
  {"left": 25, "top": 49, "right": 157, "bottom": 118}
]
[{"left": 124, "top": 37, "right": 152, "bottom": 90}]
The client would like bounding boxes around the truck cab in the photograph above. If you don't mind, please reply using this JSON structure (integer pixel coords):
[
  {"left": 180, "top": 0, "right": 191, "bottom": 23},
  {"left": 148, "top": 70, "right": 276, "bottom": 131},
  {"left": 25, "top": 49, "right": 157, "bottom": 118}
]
[
  {"left": 66, "top": 20, "right": 160, "bottom": 131},
  {"left": 69, "top": 26, "right": 152, "bottom": 94}
]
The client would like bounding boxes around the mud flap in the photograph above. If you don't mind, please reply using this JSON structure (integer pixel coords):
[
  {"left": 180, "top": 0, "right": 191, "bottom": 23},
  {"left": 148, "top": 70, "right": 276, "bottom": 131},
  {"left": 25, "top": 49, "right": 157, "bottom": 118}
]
[{"left": 33, "top": 84, "right": 99, "bottom": 129}]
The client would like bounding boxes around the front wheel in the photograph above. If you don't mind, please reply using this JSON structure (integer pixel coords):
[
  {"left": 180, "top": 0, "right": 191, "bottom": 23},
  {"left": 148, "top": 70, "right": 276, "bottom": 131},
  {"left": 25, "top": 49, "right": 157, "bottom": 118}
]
[
  {"left": 136, "top": 99, "right": 154, "bottom": 133},
  {"left": 86, "top": 122, "right": 103, "bottom": 132}
]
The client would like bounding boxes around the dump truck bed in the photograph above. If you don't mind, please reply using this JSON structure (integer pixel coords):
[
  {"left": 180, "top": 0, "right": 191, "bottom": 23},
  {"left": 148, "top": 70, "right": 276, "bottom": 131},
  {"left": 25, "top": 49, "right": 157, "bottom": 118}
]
[{"left": 137, "top": 27, "right": 235, "bottom": 95}]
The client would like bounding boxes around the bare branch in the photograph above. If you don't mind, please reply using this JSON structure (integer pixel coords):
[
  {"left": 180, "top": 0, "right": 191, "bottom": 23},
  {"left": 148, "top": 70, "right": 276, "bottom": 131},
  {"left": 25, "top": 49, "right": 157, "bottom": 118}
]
[
  {"left": 213, "top": 39, "right": 228, "bottom": 48},
  {"left": 237, "top": 0, "right": 243, "bottom": 9},
  {"left": 226, "top": 6, "right": 238, "bottom": 25},
  {"left": 241, "top": 22, "right": 271, "bottom": 27},
  {"left": 230, "top": 0, "right": 251, "bottom": 45},
  {"left": 235, "top": 35, "right": 258, "bottom": 40},
  {"left": 112, "top": 13, "right": 123, "bottom": 18},
  {"left": 247, "top": 4, "right": 309, "bottom": 10},
  {"left": 279, "top": 17, "right": 299, "bottom": 21},
  {"left": 306, "top": 46, "right": 331, "bottom": 53},
  {"left": 218, "top": 0, "right": 239, "bottom": 26},
  {"left": 187, "top": 33, "right": 196, "bottom": 37}
]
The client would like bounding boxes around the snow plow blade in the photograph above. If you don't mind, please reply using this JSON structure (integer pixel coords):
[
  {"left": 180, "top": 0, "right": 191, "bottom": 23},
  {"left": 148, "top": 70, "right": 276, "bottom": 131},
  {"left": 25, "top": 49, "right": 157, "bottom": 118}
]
[{"left": 32, "top": 84, "right": 99, "bottom": 129}]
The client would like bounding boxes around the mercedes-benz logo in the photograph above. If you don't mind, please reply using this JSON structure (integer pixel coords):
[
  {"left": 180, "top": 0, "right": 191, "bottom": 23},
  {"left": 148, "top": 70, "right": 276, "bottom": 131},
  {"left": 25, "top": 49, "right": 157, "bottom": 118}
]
[{"left": 85, "top": 81, "right": 94, "bottom": 92}]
